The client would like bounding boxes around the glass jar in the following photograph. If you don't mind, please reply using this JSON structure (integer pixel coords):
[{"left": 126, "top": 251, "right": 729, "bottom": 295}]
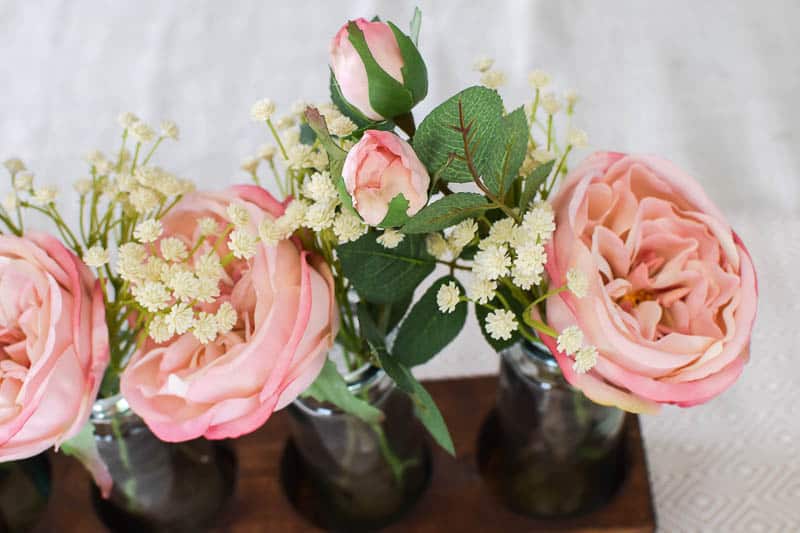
[
  {"left": 479, "top": 341, "right": 627, "bottom": 518},
  {"left": 90, "top": 395, "right": 237, "bottom": 532},
  {"left": 282, "top": 363, "right": 431, "bottom": 532},
  {"left": 0, "top": 454, "right": 50, "bottom": 532}
]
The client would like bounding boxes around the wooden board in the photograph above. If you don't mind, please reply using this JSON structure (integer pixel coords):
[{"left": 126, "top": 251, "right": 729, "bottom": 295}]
[{"left": 36, "top": 376, "right": 656, "bottom": 532}]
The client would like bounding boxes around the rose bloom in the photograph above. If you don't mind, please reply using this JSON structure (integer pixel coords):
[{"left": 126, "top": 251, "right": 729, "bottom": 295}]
[
  {"left": 330, "top": 18, "right": 404, "bottom": 120},
  {"left": 542, "top": 152, "right": 757, "bottom": 413},
  {"left": 0, "top": 233, "right": 109, "bottom": 459},
  {"left": 343, "top": 130, "right": 430, "bottom": 225},
  {"left": 121, "top": 186, "right": 338, "bottom": 441}
]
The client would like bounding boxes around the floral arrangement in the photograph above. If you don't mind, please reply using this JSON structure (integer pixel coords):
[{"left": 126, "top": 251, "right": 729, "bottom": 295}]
[{"left": 0, "top": 7, "right": 757, "bottom": 505}]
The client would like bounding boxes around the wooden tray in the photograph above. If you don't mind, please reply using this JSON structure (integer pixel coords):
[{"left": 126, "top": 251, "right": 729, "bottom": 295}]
[{"left": 37, "top": 376, "right": 656, "bottom": 532}]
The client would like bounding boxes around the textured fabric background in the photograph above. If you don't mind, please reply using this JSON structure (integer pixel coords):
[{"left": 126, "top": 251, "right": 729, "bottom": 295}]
[{"left": 1, "top": 1, "right": 798, "bottom": 530}]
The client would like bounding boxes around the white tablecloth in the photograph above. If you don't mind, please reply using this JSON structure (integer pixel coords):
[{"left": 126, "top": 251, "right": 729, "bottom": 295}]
[{"left": 1, "top": 1, "right": 797, "bottom": 530}]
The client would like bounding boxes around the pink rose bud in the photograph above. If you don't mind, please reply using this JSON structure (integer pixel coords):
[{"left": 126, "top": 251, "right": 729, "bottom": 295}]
[
  {"left": 0, "top": 233, "right": 109, "bottom": 460},
  {"left": 121, "top": 186, "right": 338, "bottom": 442},
  {"left": 330, "top": 18, "right": 427, "bottom": 121},
  {"left": 541, "top": 152, "right": 757, "bottom": 413},
  {"left": 342, "top": 130, "right": 430, "bottom": 226}
]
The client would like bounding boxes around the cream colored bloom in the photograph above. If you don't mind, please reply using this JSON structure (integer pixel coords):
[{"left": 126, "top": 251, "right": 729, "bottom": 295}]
[
  {"left": 149, "top": 314, "right": 173, "bottom": 343},
  {"left": 473, "top": 244, "right": 511, "bottom": 281},
  {"left": 328, "top": 114, "right": 357, "bottom": 137},
  {"left": 567, "top": 128, "right": 588, "bottom": 148},
  {"left": 13, "top": 171, "right": 33, "bottom": 190},
  {"left": 73, "top": 179, "right": 92, "bottom": 195},
  {"left": 258, "top": 218, "right": 284, "bottom": 247},
  {"left": 84, "top": 246, "right": 109, "bottom": 268},
  {"left": 226, "top": 203, "right": 250, "bottom": 228},
  {"left": 133, "top": 281, "right": 171, "bottom": 312},
  {"left": 167, "top": 270, "right": 200, "bottom": 301},
  {"left": 473, "top": 55, "right": 494, "bottom": 72},
  {"left": 332, "top": 210, "right": 367, "bottom": 243},
  {"left": 377, "top": 229, "right": 404, "bottom": 249},
  {"left": 448, "top": 219, "right": 478, "bottom": 250},
  {"left": 532, "top": 149, "right": 556, "bottom": 163},
  {"left": 160, "top": 237, "right": 188, "bottom": 263},
  {"left": 541, "top": 93, "right": 562, "bottom": 115},
  {"left": 118, "top": 112, "right": 139, "bottom": 129},
  {"left": 167, "top": 303, "right": 195, "bottom": 335},
  {"left": 528, "top": 70, "right": 551, "bottom": 89},
  {"left": 198, "top": 217, "right": 219, "bottom": 236},
  {"left": 556, "top": 326, "right": 584, "bottom": 356},
  {"left": 302, "top": 172, "right": 338, "bottom": 204},
  {"left": 573, "top": 345, "right": 598, "bottom": 373},
  {"left": 3, "top": 158, "right": 25, "bottom": 174},
  {"left": 485, "top": 218, "right": 516, "bottom": 246},
  {"left": 228, "top": 229, "right": 258, "bottom": 259},
  {"left": 31, "top": 186, "right": 56, "bottom": 205},
  {"left": 160, "top": 120, "right": 179, "bottom": 140},
  {"left": 521, "top": 201, "right": 555, "bottom": 243},
  {"left": 130, "top": 121, "right": 156, "bottom": 143},
  {"left": 129, "top": 186, "right": 160, "bottom": 213},
  {"left": 304, "top": 201, "right": 337, "bottom": 231},
  {"left": 241, "top": 156, "right": 260, "bottom": 175},
  {"left": 134, "top": 219, "right": 163, "bottom": 243},
  {"left": 566, "top": 268, "right": 589, "bottom": 298},
  {"left": 250, "top": 98, "right": 276, "bottom": 122},
  {"left": 257, "top": 144, "right": 277, "bottom": 161},
  {"left": 194, "top": 251, "right": 224, "bottom": 281},
  {"left": 425, "top": 233, "right": 450, "bottom": 260},
  {"left": 215, "top": 302, "right": 237, "bottom": 333},
  {"left": 466, "top": 277, "right": 497, "bottom": 305},
  {"left": 436, "top": 282, "right": 461, "bottom": 314},
  {"left": 192, "top": 312, "right": 219, "bottom": 344},
  {"left": 481, "top": 70, "right": 507, "bottom": 89},
  {"left": 485, "top": 309, "right": 518, "bottom": 340},
  {"left": 195, "top": 276, "right": 221, "bottom": 303}
]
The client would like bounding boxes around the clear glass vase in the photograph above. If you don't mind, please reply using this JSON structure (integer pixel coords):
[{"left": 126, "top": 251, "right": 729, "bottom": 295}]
[
  {"left": 282, "top": 364, "right": 431, "bottom": 532},
  {"left": 479, "top": 341, "right": 627, "bottom": 518},
  {"left": 89, "top": 395, "right": 237, "bottom": 532},
  {"left": 0, "top": 454, "right": 50, "bottom": 532}
]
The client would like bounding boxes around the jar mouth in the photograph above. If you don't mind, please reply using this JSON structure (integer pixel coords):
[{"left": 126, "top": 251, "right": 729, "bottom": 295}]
[
  {"left": 344, "top": 363, "right": 385, "bottom": 393},
  {"left": 91, "top": 393, "right": 132, "bottom": 422},
  {"left": 502, "top": 341, "right": 572, "bottom": 390}
]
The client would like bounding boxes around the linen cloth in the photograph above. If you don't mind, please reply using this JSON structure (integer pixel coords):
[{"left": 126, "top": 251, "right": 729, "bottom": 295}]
[{"left": 1, "top": 1, "right": 797, "bottom": 530}]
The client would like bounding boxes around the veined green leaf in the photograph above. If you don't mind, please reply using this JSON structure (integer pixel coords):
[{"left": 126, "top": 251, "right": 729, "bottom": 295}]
[
  {"left": 337, "top": 231, "right": 435, "bottom": 303},
  {"left": 518, "top": 159, "right": 554, "bottom": 210},
  {"left": 378, "top": 194, "right": 411, "bottom": 228},
  {"left": 499, "top": 106, "right": 529, "bottom": 195},
  {"left": 393, "top": 276, "right": 467, "bottom": 366},
  {"left": 402, "top": 192, "right": 488, "bottom": 234},
  {"left": 413, "top": 86, "right": 505, "bottom": 185},
  {"left": 388, "top": 21, "right": 427, "bottom": 104}
]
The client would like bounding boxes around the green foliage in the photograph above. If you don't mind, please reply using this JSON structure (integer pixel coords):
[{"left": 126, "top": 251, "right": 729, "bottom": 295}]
[
  {"left": 401, "top": 192, "right": 488, "bottom": 234},
  {"left": 337, "top": 231, "right": 435, "bottom": 303},
  {"left": 356, "top": 304, "right": 455, "bottom": 456},
  {"left": 299, "top": 123, "right": 317, "bottom": 146},
  {"left": 393, "top": 276, "right": 467, "bottom": 367},
  {"left": 499, "top": 106, "right": 529, "bottom": 195},
  {"left": 347, "top": 22, "right": 414, "bottom": 118},
  {"left": 519, "top": 159, "right": 555, "bottom": 210},
  {"left": 413, "top": 86, "right": 505, "bottom": 185},
  {"left": 304, "top": 359, "right": 384, "bottom": 424},
  {"left": 388, "top": 21, "right": 427, "bottom": 104},
  {"left": 409, "top": 7, "right": 422, "bottom": 45},
  {"left": 365, "top": 294, "right": 412, "bottom": 335},
  {"left": 378, "top": 194, "right": 411, "bottom": 228}
]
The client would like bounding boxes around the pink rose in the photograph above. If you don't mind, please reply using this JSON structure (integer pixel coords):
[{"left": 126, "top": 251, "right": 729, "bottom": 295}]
[
  {"left": 121, "top": 186, "right": 338, "bottom": 441},
  {"left": 343, "top": 130, "right": 430, "bottom": 225},
  {"left": 0, "top": 233, "right": 109, "bottom": 459},
  {"left": 542, "top": 153, "right": 757, "bottom": 413},
  {"left": 330, "top": 18, "right": 404, "bottom": 120}
]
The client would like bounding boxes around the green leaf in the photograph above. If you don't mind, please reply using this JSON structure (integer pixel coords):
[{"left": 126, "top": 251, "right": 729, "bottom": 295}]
[
  {"left": 337, "top": 231, "right": 435, "bottom": 303},
  {"left": 474, "top": 284, "right": 525, "bottom": 351},
  {"left": 393, "top": 276, "right": 467, "bottom": 366},
  {"left": 408, "top": 374, "right": 455, "bottom": 455},
  {"left": 388, "top": 21, "right": 427, "bottom": 104},
  {"left": 360, "top": 303, "right": 456, "bottom": 456},
  {"left": 409, "top": 7, "right": 422, "bottom": 45},
  {"left": 378, "top": 194, "right": 411, "bottom": 228},
  {"left": 299, "top": 123, "right": 317, "bottom": 146},
  {"left": 330, "top": 70, "right": 373, "bottom": 128},
  {"left": 499, "top": 107, "right": 529, "bottom": 195},
  {"left": 347, "top": 21, "right": 414, "bottom": 118},
  {"left": 402, "top": 192, "right": 488, "bottom": 234},
  {"left": 303, "top": 359, "right": 384, "bottom": 424},
  {"left": 304, "top": 107, "right": 347, "bottom": 161},
  {"left": 518, "top": 159, "right": 554, "bottom": 210},
  {"left": 413, "top": 86, "right": 505, "bottom": 186}
]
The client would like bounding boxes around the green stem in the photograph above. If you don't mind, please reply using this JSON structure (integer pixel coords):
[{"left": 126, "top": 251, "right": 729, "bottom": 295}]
[
  {"left": 266, "top": 119, "right": 289, "bottom": 161},
  {"left": 141, "top": 137, "right": 163, "bottom": 166}
]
